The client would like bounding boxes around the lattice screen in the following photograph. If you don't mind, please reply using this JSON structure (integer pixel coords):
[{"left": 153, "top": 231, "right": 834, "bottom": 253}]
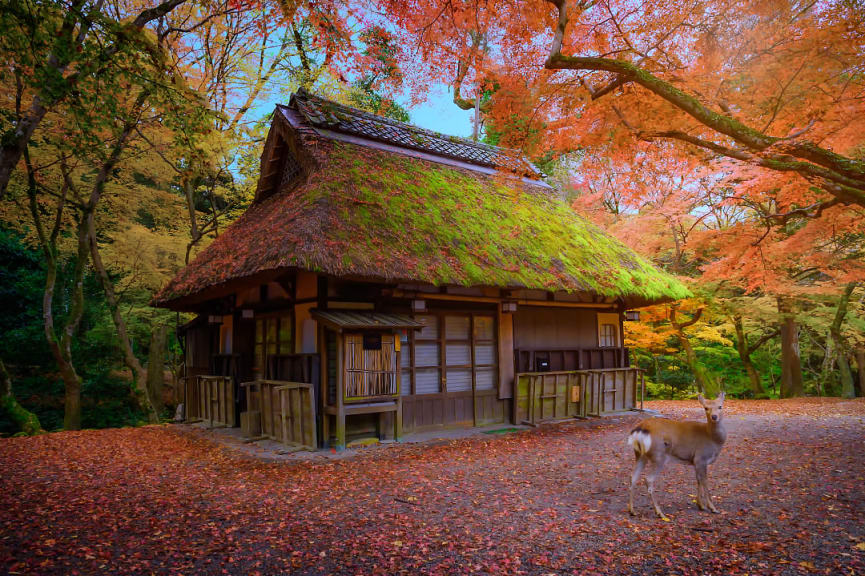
[
  {"left": 344, "top": 333, "right": 397, "bottom": 399},
  {"left": 279, "top": 150, "right": 302, "bottom": 190}
]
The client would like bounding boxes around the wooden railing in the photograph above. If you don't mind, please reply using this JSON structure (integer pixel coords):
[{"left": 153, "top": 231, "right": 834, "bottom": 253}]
[
  {"left": 185, "top": 375, "right": 235, "bottom": 427},
  {"left": 515, "top": 367, "right": 644, "bottom": 425},
  {"left": 241, "top": 380, "right": 316, "bottom": 450},
  {"left": 582, "top": 368, "right": 644, "bottom": 416},
  {"left": 515, "top": 347, "right": 630, "bottom": 373},
  {"left": 515, "top": 371, "right": 586, "bottom": 425}
]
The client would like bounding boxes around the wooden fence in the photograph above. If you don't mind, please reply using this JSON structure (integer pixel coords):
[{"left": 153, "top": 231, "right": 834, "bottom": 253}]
[
  {"left": 185, "top": 375, "right": 235, "bottom": 428},
  {"left": 515, "top": 367, "right": 644, "bottom": 425},
  {"left": 582, "top": 368, "right": 643, "bottom": 416},
  {"left": 242, "top": 380, "right": 316, "bottom": 450}
]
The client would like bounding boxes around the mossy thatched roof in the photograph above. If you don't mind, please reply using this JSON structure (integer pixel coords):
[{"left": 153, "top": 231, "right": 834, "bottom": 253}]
[{"left": 154, "top": 135, "right": 689, "bottom": 309}]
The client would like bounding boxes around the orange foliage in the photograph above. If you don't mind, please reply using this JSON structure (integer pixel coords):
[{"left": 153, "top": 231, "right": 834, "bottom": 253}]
[{"left": 376, "top": 0, "right": 865, "bottom": 296}]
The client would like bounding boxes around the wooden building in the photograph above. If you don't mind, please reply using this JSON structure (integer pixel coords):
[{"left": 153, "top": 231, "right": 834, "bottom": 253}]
[{"left": 153, "top": 90, "right": 689, "bottom": 450}]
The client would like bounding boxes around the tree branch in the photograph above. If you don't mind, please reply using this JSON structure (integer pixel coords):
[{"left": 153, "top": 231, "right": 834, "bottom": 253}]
[
  {"left": 748, "top": 328, "right": 780, "bottom": 355},
  {"left": 542, "top": 0, "right": 865, "bottom": 209},
  {"left": 670, "top": 306, "right": 703, "bottom": 330}
]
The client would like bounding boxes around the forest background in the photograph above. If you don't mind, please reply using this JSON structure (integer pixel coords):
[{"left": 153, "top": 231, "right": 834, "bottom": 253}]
[{"left": 1, "top": 0, "right": 863, "bottom": 434}]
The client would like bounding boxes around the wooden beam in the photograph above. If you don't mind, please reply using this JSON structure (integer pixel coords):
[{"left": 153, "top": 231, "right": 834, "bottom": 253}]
[{"left": 392, "top": 289, "right": 617, "bottom": 308}]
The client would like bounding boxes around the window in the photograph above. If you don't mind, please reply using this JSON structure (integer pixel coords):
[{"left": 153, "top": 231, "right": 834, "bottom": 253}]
[
  {"left": 413, "top": 315, "right": 441, "bottom": 394},
  {"left": 344, "top": 333, "right": 396, "bottom": 398},
  {"left": 597, "top": 312, "right": 621, "bottom": 348},
  {"left": 473, "top": 316, "right": 496, "bottom": 391},
  {"left": 219, "top": 315, "right": 233, "bottom": 354},
  {"left": 445, "top": 316, "right": 472, "bottom": 392},
  {"left": 253, "top": 315, "right": 292, "bottom": 376},
  {"left": 279, "top": 148, "right": 302, "bottom": 190},
  {"left": 599, "top": 324, "right": 617, "bottom": 348},
  {"left": 401, "top": 313, "right": 497, "bottom": 396}
]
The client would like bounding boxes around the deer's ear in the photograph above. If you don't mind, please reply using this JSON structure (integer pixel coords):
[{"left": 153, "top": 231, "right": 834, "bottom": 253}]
[
  {"left": 717, "top": 391, "right": 725, "bottom": 402},
  {"left": 697, "top": 394, "right": 706, "bottom": 405}
]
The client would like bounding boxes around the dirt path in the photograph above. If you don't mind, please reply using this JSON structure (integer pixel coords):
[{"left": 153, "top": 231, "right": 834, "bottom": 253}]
[{"left": 1, "top": 398, "right": 863, "bottom": 575}]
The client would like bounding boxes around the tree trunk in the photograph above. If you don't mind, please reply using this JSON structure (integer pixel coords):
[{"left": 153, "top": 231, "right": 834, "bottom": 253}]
[
  {"left": 0, "top": 359, "right": 42, "bottom": 435},
  {"left": 829, "top": 283, "right": 856, "bottom": 399},
  {"left": 147, "top": 325, "right": 168, "bottom": 415},
  {"left": 818, "top": 329, "right": 834, "bottom": 396},
  {"left": 856, "top": 348, "right": 865, "bottom": 397},
  {"left": 732, "top": 315, "right": 764, "bottom": 397},
  {"left": 25, "top": 149, "right": 88, "bottom": 430},
  {"left": 87, "top": 216, "right": 160, "bottom": 424},
  {"left": 77, "top": 89, "right": 158, "bottom": 424},
  {"left": 677, "top": 334, "right": 712, "bottom": 394},
  {"left": 670, "top": 307, "right": 716, "bottom": 395},
  {"left": 61, "top": 214, "right": 90, "bottom": 429},
  {"left": 777, "top": 297, "right": 804, "bottom": 398},
  {"left": 0, "top": 100, "right": 49, "bottom": 200}
]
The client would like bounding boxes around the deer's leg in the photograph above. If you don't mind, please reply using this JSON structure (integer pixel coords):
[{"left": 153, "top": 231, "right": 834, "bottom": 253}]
[
  {"left": 696, "top": 463, "right": 719, "bottom": 513},
  {"left": 628, "top": 456, "right": 646, "bottom": 516},
  {"left": 694, "top": 464, "right": 707, "bottom": 511},
  {"left": 645, "top": 455, "right": 669, "bottom": 521}
]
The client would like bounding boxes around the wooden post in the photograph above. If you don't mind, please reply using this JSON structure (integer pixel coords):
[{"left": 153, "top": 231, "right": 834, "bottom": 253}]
[
  {"left": 394, "top": 349, "right": 403, "bottom": 442},
  {"left": 470, "top": 316, "right": 477, "bottom": 427},
  {"left": 184, "top": 377, "right": 191, "bottom": 421},
  {"left": 335, "top": 332, "right": 346, "bottom": 450},
  {"left": 395, "top": 395, "right": 402, "bottom": 441},
  {"left": 319, "top": 326, "right": 327, "bottom": 449},
  {"left": 308, "top": 384, "right": 317, "bottom": 448},
  {"left": 202, "top": 376, "right": 210, "bottom": 426},
  {"left": 280, "top": 389, "right": 289, "bottom": 445}
]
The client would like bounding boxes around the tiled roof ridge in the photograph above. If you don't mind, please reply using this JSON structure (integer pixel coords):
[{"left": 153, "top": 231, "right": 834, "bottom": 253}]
[{"left": 284, "top": 88, "right": 539, "bottom": 176}]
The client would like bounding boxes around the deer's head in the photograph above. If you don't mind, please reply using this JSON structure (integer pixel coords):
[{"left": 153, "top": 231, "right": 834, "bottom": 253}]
[{"left": 698, "top": 391, "right": 725, "bottom": 423}]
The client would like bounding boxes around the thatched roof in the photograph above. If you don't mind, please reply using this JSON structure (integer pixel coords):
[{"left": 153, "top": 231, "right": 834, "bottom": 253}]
[
  {"left": 153, "top": 93, "right": 690, "bottom": 310},
  {"left": 290, "top": 89, "right": 539, "bottom": 177}
]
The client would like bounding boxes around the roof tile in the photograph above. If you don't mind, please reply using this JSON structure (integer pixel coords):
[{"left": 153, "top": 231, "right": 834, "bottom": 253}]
[{"left": 289, "top": 89, "right": 539, "bottom": 176}]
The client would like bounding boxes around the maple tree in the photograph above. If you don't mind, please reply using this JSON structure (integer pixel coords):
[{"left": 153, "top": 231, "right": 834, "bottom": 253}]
[{"left": 378, "top": 0, "right": 865, "bottom": 207}]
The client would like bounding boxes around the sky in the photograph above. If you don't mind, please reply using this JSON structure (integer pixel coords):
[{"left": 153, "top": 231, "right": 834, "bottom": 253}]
[{"left": 400, "top": 84, "right": 475, "bottom": 138}]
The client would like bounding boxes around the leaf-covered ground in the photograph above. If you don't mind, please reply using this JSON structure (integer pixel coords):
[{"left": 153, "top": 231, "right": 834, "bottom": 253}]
[{"left": 1, "top": 398, "right": 864, "bottom": 575}]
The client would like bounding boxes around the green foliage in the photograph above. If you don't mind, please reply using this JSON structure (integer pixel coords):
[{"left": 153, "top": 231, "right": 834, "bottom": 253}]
[
  {"left": 638, "top": 356, "right": 694, "bottom": 400},
  {"left": 0, "top": 227, "right": 149, "bottom": 433},
  {"left": 348, "top": 26, "right": 410, "bottom": 122}
]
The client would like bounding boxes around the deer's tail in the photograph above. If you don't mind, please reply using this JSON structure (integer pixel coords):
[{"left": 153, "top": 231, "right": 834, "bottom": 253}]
[{"left": 627, "top": 427, "right": 652, "bottom": 457}]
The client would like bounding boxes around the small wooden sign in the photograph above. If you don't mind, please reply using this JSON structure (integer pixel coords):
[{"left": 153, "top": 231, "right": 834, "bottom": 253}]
[
  {"left": 570, "top": 385, "right": 581, "bottom": 403},
  {"left": 362, "top": 333, "right": 382, "bottom": 350}
]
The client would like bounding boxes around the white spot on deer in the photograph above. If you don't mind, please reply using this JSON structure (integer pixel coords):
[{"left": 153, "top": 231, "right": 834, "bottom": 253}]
[{"left": 628, "top": 429, "right": 652, "bottom": 456}]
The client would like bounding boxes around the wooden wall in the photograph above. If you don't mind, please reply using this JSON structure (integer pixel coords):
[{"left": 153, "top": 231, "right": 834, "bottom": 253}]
[
  {"left": 401, "top": 389, "right": 507, "bottom": 431},
  {"left": 513, "top": 307, "right": 604, "bottom": 349}
]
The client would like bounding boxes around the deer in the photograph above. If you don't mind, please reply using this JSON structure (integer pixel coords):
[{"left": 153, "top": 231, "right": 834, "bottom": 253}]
[{"left": 626, "top": 392, "right": 727, "bottom": 521}]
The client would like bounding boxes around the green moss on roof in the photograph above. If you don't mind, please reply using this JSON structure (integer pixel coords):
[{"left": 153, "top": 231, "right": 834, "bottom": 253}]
[{"left": 154, "top": 140, "right": 690, "bottom": 307}]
